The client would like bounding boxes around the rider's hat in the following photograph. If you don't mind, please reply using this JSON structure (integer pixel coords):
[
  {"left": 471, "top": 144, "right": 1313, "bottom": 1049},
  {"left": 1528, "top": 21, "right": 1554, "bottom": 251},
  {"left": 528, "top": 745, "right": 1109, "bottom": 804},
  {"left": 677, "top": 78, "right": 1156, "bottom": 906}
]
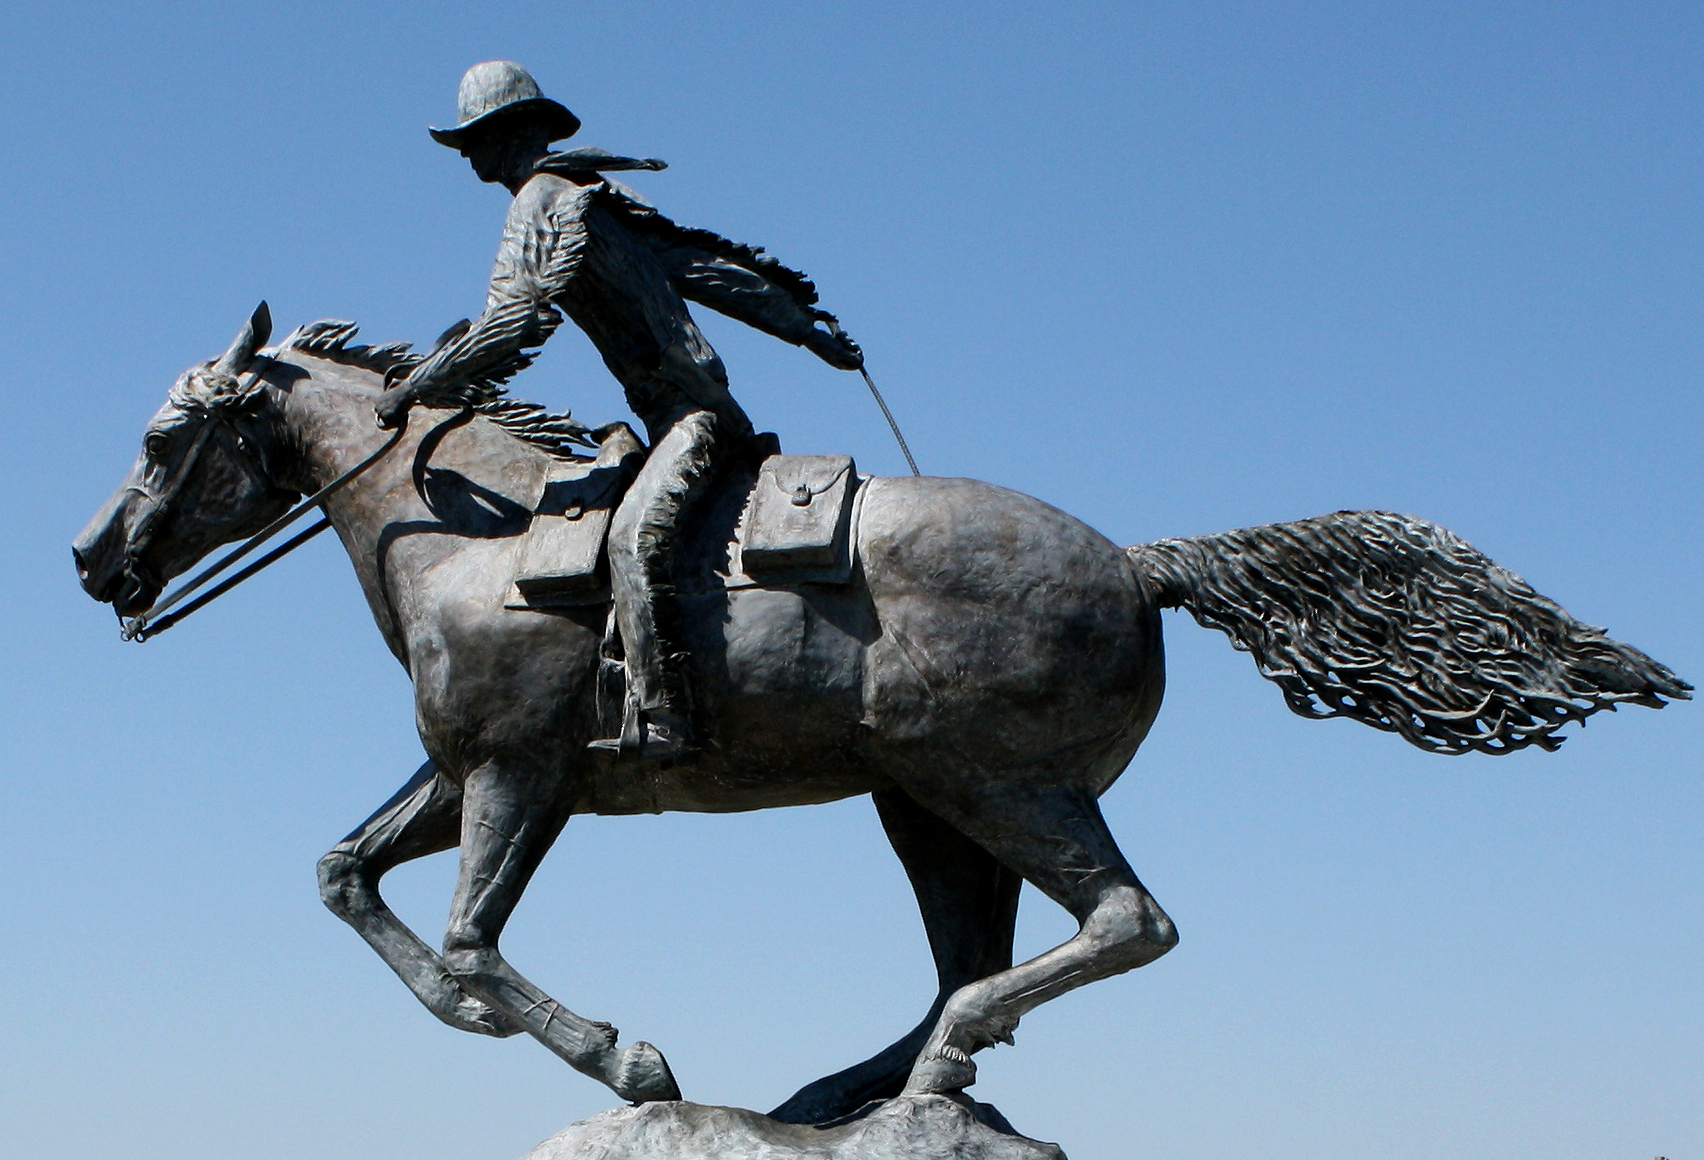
[{"left": 429, "top": 61, "right": 581, "bottom": 149}]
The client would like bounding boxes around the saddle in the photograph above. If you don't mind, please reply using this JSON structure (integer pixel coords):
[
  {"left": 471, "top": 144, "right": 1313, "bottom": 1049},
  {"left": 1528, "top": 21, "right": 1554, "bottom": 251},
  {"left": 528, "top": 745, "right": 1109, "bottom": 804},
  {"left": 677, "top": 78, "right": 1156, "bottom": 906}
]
[{"left": 504, "top": 424, "right": 862, "bottom": 611}]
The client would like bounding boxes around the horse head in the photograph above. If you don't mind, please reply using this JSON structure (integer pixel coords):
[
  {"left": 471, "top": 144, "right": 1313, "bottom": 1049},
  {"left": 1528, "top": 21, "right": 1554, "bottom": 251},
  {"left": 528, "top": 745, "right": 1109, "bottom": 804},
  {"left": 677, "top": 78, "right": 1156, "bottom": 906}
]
[{"left": 74, "top": 303, "right": 304, "bottom": 618}]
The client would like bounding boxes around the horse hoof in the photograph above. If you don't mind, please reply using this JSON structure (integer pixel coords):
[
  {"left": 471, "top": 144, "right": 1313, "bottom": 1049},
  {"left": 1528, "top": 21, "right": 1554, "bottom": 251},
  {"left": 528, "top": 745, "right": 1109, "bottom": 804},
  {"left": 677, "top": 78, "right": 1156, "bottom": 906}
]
[
  {"left": 614, "top": 1040, "right": 681, "bottom": 1103},
  {"left": 902, "top": 1046, "right": 977, "bottom": 1096}
]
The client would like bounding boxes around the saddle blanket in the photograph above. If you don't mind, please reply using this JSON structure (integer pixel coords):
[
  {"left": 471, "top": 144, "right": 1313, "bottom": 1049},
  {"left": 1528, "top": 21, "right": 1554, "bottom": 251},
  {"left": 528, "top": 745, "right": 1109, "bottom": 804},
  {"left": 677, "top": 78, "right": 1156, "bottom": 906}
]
[{"left": 506, "top": 432, "right": 860, "bottom": 610}]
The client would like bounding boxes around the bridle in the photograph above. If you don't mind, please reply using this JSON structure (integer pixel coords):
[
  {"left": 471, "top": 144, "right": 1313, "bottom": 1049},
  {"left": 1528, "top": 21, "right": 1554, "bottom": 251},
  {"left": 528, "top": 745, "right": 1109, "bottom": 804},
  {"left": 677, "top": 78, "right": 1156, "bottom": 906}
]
[
  {"left": 120, "top": 413, "right": 226, "bottom": 592},
  {"left": 119, "top": 356, "right": 410, "bottom": 642},
  {"left": 116, "top": 321, "right": 909, "bottom": 641}
]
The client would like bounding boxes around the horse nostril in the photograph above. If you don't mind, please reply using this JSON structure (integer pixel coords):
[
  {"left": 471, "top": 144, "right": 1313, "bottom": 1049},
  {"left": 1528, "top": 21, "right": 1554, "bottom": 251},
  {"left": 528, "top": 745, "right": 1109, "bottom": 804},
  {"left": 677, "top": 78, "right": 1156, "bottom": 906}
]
[{"left": 72, "top": 545, "right": 90, "bottom": 581}]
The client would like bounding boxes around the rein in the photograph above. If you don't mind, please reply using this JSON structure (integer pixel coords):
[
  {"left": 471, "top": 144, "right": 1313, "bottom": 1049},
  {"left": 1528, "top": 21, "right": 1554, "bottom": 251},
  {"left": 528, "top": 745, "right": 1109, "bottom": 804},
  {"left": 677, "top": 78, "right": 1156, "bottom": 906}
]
[
  {"left": 119, "top": 316, "right": 910, "bottom": 640},
  {"left": 121, "top": 385, "right": 411, "bottom": 643}
]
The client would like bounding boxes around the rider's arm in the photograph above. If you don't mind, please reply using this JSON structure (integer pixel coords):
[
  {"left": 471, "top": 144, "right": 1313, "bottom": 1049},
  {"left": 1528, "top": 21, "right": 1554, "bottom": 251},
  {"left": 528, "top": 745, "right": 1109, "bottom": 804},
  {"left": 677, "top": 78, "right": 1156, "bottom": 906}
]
[
  {"left": 654, "top": 243, "right": 863, "bottom": 370},
  {"left": 398, "top": 292, "right": 559, "bottom": 409},
  {"left": 379, "top": 183, "right": 588, "bottom": 422}
]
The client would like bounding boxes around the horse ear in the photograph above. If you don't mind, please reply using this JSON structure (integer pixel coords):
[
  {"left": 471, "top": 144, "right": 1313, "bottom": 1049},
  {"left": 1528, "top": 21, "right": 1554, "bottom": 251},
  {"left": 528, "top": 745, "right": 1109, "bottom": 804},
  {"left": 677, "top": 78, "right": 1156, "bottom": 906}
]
[{"left": 213, "top": 301, "right": 273, "bottom": 374}]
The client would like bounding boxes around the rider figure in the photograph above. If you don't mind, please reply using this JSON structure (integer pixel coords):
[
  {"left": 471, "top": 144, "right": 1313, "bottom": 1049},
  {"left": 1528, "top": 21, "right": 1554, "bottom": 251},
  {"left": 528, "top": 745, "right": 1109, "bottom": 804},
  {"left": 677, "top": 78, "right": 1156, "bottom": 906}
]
[{"left": 376, "top": 61, "right": 863, "bottom": 760}]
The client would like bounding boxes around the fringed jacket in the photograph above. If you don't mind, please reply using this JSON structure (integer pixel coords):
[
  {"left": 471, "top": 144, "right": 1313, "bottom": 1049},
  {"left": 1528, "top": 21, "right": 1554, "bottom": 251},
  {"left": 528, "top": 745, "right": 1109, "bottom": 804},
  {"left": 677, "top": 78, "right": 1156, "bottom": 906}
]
[{"left": 403, "top": 151, "right": 836, "bottom": 441}]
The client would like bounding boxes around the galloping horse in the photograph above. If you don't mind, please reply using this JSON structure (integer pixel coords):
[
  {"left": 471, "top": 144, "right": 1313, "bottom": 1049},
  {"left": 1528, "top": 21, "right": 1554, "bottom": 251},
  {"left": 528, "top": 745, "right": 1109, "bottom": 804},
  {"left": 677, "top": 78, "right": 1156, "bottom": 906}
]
[{"left": 74, "top": 306, "right": 1688, "bottom": 1124}]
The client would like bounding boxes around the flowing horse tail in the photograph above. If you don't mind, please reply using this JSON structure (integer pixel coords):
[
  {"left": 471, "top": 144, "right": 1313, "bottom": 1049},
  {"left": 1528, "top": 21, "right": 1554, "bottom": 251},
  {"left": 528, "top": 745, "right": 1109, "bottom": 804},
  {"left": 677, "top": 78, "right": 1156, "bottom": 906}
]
[{"left": 1127, "top": 510, "right": 1691, "bottom": 755}]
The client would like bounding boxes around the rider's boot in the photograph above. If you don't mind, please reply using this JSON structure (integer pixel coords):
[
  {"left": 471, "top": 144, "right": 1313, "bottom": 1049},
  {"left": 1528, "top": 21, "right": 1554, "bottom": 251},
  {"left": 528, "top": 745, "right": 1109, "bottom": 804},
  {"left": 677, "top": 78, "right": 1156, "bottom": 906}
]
[
  {"left": 587, "top": 566, "right": 700, "bottom": 764},
  {"left": 588, "top": 403, "right": 722, "bottom": 764}
]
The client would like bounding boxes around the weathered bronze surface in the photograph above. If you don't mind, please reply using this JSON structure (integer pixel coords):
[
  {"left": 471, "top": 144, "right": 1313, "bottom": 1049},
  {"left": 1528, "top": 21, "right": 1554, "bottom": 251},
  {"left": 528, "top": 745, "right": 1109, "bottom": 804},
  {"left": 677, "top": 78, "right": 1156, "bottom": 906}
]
[
  {"left": 376, "top": 60, "right": 866, "bottom": 762},
  {"left": 65, "top": 57, "right": 1693, "bottom": 1160},
  {"left": 72, "top": 306, "right": 1688, "bottom": 1132}
]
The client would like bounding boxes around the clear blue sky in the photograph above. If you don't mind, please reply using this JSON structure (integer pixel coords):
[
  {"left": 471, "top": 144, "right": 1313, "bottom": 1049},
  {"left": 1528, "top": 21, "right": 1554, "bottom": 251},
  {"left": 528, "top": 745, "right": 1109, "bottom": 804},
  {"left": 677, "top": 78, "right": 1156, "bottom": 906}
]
[{"left": 1, "top": 3, "right": 1699, "bottom": 1159}]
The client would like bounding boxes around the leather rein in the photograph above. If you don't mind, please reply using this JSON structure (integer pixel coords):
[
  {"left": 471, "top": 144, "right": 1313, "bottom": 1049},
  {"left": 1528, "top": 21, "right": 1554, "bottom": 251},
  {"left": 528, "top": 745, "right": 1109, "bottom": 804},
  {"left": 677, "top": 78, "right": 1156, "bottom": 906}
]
[
  {"left": 120, "top": 358, "right": 409, "bottom": 642},
  {"left": 119, "top": 329, "right": 911, "bottom": 641}
]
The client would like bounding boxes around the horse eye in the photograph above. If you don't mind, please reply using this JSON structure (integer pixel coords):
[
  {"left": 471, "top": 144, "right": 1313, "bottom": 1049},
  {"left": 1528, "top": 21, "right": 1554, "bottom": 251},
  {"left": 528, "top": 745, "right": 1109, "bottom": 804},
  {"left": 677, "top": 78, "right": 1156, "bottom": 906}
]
[{"left": 144, "top": 431, "right": 171, "bottom": 459}]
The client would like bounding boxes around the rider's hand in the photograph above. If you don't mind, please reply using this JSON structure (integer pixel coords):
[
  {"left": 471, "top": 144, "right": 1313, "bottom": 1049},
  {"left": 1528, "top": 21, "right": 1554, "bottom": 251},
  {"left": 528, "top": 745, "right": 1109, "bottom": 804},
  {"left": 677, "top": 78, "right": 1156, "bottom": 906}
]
[
  {"left": 374, "top": 369, "right": 416, "bottom": 429},
  {"left": 374, "top": 380, "right": 416, "bottom": 429},
  {"left": 805, "top": 325, "right": 863, "bottom": 371}
]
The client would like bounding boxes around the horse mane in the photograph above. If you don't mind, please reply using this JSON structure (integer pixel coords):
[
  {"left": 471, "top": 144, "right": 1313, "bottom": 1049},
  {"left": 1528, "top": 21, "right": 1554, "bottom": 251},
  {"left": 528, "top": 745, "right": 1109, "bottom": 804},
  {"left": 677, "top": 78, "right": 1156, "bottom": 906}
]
[{"left": 279, "top": 319, "right": 595, "bottom": 458}]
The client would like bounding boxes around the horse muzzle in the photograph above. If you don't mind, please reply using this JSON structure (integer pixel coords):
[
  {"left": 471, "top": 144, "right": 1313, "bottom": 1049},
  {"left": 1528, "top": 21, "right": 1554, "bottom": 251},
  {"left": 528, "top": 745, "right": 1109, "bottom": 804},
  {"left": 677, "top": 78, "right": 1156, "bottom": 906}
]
[{"left": 73, "top": 491, "right": 161, "bottom": 616}]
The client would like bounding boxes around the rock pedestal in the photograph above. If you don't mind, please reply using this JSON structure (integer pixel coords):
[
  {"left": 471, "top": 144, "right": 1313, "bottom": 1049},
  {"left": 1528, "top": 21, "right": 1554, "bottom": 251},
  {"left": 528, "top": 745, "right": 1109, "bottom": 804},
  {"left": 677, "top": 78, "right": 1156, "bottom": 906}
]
[{"left": 522, "top": 1094, "right": 1066, "bottom": 1159}]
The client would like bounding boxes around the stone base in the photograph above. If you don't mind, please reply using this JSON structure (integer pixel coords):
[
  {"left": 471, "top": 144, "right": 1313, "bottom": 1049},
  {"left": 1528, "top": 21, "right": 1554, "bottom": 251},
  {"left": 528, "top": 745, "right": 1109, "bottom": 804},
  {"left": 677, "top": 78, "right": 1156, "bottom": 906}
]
[{"left": 522, "top": 1094, "right": 1066, "bottom": 1159}]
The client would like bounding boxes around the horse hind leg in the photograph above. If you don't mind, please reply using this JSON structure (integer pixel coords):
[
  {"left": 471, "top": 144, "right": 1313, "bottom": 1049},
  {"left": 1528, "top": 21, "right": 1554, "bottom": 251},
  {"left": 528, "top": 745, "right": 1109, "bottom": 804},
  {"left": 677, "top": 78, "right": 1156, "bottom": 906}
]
[
  {"left": 316, "top": 760, "right": 519, "bottom": 1037},
  {"left": 897, "top": 779, "right": 1178, "bottom": 1096},
  {"left": 440, "top": 760, "right": 681, "bottom": 1104},
  {"left": 769, "top": 786, "right": 1022, "bottom": 1124}
]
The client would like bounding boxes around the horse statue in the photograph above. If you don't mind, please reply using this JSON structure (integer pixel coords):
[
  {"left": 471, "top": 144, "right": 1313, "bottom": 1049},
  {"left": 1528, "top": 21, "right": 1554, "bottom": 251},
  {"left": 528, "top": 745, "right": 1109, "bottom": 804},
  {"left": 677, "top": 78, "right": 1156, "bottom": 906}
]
[{"left": 73, "top": 304, "right": 1689, "bottom": 1125}]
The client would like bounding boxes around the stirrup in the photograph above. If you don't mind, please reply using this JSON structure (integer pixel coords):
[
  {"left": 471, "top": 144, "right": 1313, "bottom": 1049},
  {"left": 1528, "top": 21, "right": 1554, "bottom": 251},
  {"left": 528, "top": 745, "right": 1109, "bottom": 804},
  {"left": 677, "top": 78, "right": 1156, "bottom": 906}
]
[{"left": 587, "top": 706, "right": 697, "bottom": 763}]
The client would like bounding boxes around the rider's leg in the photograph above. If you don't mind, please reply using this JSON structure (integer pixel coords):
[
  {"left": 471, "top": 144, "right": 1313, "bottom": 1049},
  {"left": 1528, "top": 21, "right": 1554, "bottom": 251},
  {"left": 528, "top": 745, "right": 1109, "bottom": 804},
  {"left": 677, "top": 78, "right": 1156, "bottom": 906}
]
[
  {"left": 769, "top": 785, "right": 1021, "bottom": 1123},
  {"left": 316, "top": 760, "right": 520, "bottom": 1037},
  {"left": 439, "top": 758, "right": 681, "bottom": 1102},
  {"left": 598, "top": 406, "right": 721, "bottom": 754}
]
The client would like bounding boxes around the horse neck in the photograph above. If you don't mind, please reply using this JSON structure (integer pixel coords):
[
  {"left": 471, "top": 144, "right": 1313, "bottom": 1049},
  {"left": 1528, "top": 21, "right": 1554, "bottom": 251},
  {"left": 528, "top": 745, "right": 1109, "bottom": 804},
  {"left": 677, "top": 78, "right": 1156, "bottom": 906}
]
[
  {"left": 270, "top": 358, "right": 401, "bottom": 491},
  {"left": 269, "top": 357, "right": 433, "bottom": 660}
]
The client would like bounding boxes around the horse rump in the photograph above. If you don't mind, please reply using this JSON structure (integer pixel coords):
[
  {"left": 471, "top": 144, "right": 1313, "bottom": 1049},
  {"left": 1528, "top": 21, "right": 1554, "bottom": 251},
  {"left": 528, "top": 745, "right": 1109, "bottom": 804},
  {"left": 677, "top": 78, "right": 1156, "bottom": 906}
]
[{"left": 1127, "top": 510, "right": 1691, "bottom": 755}]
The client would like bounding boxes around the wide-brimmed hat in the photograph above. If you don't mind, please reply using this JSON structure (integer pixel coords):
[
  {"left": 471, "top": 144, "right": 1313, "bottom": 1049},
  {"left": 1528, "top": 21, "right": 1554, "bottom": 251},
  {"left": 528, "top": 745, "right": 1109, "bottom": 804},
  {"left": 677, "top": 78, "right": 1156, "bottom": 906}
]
[{"left": 429, "top": 61, "right": 581, "bottom": 148}]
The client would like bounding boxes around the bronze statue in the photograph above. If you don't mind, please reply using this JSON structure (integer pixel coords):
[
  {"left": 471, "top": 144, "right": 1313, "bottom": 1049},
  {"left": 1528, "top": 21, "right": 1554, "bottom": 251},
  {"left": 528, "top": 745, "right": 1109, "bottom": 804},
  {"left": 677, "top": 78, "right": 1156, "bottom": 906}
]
[
  {"left": 72, "top": 299, "right": 1689, "bottom": 1127},
  {"left": 375, "top": 61, "right": 864, "bottom": 760}
]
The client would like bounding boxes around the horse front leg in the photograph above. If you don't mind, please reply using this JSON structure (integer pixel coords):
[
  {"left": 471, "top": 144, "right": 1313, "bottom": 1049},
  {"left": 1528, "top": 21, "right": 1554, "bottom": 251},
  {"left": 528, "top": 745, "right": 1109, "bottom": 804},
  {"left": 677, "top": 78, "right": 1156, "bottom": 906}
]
[
  {"left": 441, "top": 759, "right": 682, "bottom": 1104},
  {"left": 317, "top": 760, "right": 521, "bottom": 1037}
]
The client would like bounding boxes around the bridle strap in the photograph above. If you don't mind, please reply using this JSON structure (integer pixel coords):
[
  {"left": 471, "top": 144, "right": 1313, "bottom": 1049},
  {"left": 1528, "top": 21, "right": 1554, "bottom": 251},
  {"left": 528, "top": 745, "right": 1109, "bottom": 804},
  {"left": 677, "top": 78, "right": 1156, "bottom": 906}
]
[
  {"left": 120, "top": 405, "right": 412, "bottom": 642},
  {"left": 120, "top": 354, "right": 283, "bottom": 581},
  {"left": 120, "top": 419, "right": 219, "bottom": 569}
]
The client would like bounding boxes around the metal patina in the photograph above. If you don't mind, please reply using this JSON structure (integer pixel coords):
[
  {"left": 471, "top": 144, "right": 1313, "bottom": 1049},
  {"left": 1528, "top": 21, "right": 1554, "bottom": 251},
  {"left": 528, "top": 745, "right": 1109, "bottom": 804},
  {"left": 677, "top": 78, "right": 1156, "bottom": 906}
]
[
  {"left": 69, "top": 59, "right": 1693, "bottom": 1155},
  {"left": 74, "top": 305, "right": 1689, "bottom": 1127}
]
